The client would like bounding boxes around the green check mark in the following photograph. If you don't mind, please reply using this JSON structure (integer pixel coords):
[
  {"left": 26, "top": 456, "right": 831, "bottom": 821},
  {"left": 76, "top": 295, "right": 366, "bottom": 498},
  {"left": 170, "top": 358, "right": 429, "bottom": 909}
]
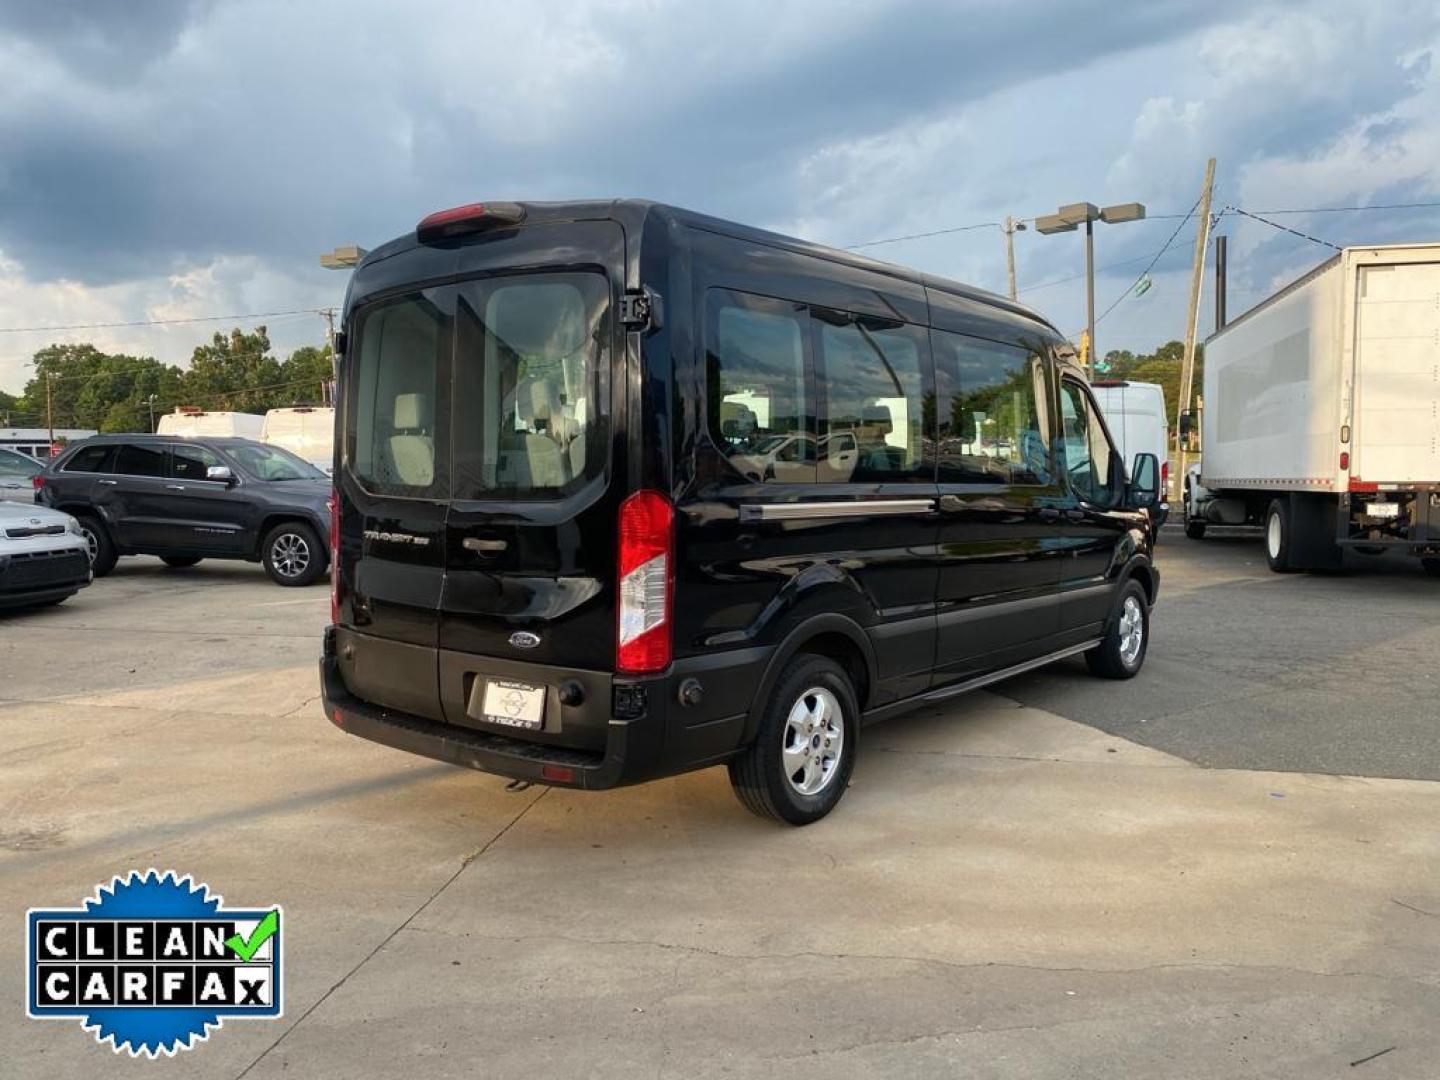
[{"left": 225, "top": 910, "right": 279, "bottom": 962}]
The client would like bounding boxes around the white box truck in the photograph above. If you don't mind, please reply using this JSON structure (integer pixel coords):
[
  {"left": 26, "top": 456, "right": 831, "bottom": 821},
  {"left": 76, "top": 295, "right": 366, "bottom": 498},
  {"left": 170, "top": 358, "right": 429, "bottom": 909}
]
[
  {"left": 156, "top": 409, "right": 265, "bottom": 440},
  {"left": 1183, "top": 243, "right": 1440, "bottom": 574},
  {"left": 262, "top": 406, "right": 335, "bottom": 474}
]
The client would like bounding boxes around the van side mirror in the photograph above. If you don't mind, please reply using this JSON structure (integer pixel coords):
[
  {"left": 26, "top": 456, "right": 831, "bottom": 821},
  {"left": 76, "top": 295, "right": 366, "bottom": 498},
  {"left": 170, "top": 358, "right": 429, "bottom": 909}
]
[
  {"left": 1127, "top": 452, "right": 1160, "bottom": 509},
  {"left": 1178, "top": 411, "right": 1194, "bottom": 437},
  {"left": 206, "top": 465, "right": 235, "bottom": 484}
]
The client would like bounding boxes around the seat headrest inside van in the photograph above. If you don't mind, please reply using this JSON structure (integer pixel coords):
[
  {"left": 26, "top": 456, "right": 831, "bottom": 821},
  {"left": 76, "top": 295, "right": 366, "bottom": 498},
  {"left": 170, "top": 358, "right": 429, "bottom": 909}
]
[{"left": 393, "top": 393, "right": 426, "bottom": 429}]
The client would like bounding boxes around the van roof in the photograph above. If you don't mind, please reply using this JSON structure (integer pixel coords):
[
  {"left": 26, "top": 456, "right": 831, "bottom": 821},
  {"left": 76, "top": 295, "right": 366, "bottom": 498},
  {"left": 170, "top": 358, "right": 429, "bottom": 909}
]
[{"left": 358, "top": 199, "right": 1058, "bottom": 334}]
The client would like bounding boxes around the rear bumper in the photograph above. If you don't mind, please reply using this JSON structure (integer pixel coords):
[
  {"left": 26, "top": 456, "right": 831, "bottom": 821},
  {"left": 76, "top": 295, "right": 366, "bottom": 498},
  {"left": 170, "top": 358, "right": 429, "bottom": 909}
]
[{"left": 320, "top": 628, "right": 761, "bottom": 789}]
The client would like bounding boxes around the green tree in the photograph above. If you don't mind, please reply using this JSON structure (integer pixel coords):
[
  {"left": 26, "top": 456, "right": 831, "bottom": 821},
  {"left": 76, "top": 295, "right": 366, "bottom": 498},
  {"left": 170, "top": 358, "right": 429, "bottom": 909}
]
[
  {"left": 23, "top": 344, "right": 184, "bottom": 432},
  {"left": 181, "top": 327, "right": 282, "bottom": 412}
]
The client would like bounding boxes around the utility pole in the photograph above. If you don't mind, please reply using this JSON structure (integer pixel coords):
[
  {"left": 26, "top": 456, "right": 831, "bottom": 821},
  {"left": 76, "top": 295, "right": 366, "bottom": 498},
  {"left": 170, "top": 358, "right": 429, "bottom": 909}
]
[
  {"left": 1176, "top": 156, "right": 1216, "bottom": 500},
  {"left": 1084, "top": 217, "right": 1096, "bottom": 375},
  {"left": 147, "top": 393, "right": 157, "bottom": 433},
  {"left": 1001, "top": 216, "right": 1026, "bottom": 300},
  {"left": 45, "top": 373, "right": 54, "bottom": 452}
]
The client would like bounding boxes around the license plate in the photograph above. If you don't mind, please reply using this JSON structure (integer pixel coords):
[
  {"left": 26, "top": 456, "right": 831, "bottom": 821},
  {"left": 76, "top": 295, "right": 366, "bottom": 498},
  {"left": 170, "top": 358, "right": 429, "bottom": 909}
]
[
  {"left": 480, "top": 679, "right": 546, "bottom": 730},
  {"left": 1367, "top": 502, "right": 1400, "bottom": 519}
]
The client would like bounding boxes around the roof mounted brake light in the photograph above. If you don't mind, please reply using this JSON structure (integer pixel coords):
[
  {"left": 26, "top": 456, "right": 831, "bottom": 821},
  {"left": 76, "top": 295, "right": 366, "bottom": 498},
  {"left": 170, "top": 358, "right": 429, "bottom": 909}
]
[{"left": 416, "top": 201, "right": 526, "bottom": 243}]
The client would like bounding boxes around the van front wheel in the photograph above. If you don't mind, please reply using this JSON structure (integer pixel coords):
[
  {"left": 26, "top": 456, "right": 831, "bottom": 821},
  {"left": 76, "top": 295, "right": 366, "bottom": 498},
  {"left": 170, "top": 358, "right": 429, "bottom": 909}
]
[
  {"left": 728, "top": 655, "right": 858, "bottom": 826},
  {"left": 1085, "top": 581, "right": 1150, "bottom": 680}
]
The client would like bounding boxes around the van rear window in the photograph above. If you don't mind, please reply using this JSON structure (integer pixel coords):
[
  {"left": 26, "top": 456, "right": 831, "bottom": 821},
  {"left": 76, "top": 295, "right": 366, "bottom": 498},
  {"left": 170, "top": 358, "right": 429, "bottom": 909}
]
[
  {"left": 350, "top": 292, "right": 450, "bottom": 498},
  {"left": 452, "top": 272, "right": 609, "bottom": 500}
]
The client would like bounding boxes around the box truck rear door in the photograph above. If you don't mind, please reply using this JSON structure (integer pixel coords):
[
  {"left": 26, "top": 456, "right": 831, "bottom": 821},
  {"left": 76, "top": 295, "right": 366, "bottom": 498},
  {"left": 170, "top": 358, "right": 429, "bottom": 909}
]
[{"left": 1353, "top": 262, "right": 1440, "bottom": 484}]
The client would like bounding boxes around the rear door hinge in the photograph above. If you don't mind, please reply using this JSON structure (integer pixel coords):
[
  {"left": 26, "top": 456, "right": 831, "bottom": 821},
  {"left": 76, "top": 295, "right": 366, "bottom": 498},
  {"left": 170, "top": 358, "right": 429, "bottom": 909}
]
[{"left": 619, "top": 287, "right": 663, "bottom": 333}]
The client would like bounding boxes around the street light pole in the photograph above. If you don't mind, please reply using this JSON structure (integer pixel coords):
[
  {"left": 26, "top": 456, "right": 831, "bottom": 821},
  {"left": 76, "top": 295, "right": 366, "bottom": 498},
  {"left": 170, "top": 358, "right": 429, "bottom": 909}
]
[
  {"left": 1085, "top": 217, "right": 1096, "bottom": 375},
  {"left": 1035, "top": 200, "right": 1146, "bottom": 378}
]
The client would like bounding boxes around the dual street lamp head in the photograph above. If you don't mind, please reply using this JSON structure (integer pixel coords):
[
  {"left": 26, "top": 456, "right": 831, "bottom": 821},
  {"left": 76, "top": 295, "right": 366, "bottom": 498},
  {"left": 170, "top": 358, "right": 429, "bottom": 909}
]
[{"left": 1034, "top": 201, "right": 1146, "bottom": 234}]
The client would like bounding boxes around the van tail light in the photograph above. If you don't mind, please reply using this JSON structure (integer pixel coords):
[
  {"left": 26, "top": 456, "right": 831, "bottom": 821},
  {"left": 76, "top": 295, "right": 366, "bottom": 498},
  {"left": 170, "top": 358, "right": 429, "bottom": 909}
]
[
  {"left": 1160, "top": 459, "right": 1169, "bottom": 490},
  {"left": 328, "top": 490, "right": 340, "bottom": 625},
  {"left": 1339, "top": 451, "right": 1350, "bottom": 471},
  {"left": 616, "top": 490, "right": 674, "bottom": 674}
]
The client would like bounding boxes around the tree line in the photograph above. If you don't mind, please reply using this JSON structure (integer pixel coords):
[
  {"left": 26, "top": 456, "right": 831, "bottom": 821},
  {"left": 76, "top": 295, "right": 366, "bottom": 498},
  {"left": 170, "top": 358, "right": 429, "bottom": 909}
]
[
  {"left": 0, "top": 327, "right": 333, "bottom": 433},
  {"left": 1097, "top": 339, "right": 1205, "bottom": 421}
]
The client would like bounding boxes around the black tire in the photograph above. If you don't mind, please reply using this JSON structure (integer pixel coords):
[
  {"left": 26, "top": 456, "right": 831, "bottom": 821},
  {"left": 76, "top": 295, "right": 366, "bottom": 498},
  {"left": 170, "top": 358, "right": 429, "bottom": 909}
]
[
  {"left": 1184, "top": 518, "right": 1206, "bottom": 540},
  {"left": 161, "top": 556, "right": 203, "bottom": 568},
  {"left": 1264, "top": 498, "right": 1294, "bottom": 573},
  {"left": 1423, "top": 558, "right": 1440, "bottom": 577},
  {"left": 261, "top": 522, "right": 325, "bottom": 587},
  {"left": 728, "top": 655, "right": 858, "bottom": 826},
  {"left": 76, "top": 514, "right": 118, "bottom": 577},
  {"left": 1085, "top": 580, "right": 1150, "bottom": 680}
]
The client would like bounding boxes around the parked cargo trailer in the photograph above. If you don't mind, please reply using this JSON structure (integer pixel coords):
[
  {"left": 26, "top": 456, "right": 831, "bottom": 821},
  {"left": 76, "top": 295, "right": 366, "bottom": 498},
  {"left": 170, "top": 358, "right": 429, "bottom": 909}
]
[
  {"left": 1183, "top": 243, "right": 1440, "bottom": 574},
  {"left": 156, "top": 409, "right": 264, "bottom": 439},
  {"left": 262, "top": 406, "right": 334, "bottom": 474}
]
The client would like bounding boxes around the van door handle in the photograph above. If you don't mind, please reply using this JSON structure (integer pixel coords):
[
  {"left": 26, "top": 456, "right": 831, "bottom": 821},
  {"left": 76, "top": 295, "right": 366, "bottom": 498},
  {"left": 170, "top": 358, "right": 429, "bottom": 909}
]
[
  {"left": 97, "top": 479, "right": 118, "bottom": 486},
  {"left": 1064, "top": 508, "right": 1086, "bottom": 521},
  {"left": 463, "top": 538, "right": 508, "bottom": 554},
  {"left": 1036, "top": 507, "right": 1060, "bottom": 522},
  {"left": 165, "top": 484, "right": 187, "bottom": 491}
]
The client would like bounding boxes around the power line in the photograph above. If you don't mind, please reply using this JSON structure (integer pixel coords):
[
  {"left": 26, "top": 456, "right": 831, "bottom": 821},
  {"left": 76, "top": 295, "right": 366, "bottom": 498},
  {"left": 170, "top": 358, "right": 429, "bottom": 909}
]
[
  {"left": 844, "top": 199, "right": 1440, "bottom": 254},
  {"left": 0, "top": 308, "right": 323, "bottom": 335},
  {"left": 1092, "top": 193, "right": 1205, "bottom": 328},
  {"left": 1224, "top": 205, "right": 1342, "bottom": 251}
]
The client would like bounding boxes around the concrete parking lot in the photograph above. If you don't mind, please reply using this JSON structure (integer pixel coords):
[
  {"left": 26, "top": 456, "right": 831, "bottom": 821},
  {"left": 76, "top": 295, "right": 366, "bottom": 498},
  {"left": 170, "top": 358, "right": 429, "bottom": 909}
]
[{"left": 4, "top": 538, "right": 1439, "bottom": 1079}]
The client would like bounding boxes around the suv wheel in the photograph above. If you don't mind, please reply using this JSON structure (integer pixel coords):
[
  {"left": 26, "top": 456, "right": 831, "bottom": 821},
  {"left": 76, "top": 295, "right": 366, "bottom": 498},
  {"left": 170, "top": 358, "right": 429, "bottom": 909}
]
[
  {"left": 262, "top": 522, "right": 325, "bottom": 587},
  {"left": 76, "top": 515, "right": 118, "bottom": 577},
  {"left": 161, "top": 556, "right": 203, "bottom": 569},
  {"left": 1085, "top": 580, "right": 1150, "bottom": 680},
  {"left": 728, "top": 654, "right": 858, "bottom": 826}
]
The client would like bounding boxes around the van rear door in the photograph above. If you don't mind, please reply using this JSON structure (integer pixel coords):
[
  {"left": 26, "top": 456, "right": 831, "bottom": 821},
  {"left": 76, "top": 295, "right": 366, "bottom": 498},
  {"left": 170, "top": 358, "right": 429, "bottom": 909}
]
[
  {"left": 436, "top": 222, "right": 625, "bottom": 749},
  {"left": 335, "top": 281, "right": 454, "bottom": 722}
]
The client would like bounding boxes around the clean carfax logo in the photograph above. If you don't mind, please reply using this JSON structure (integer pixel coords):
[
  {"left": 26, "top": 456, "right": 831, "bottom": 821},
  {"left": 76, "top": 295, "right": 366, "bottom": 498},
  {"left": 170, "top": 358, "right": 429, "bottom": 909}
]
[{"left": 26, "top": 869, "right": 283, "bottom": 1057}]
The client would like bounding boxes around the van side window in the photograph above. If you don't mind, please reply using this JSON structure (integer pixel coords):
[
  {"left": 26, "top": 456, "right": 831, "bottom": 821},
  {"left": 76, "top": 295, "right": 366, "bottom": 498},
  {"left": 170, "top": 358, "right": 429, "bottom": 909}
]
[
  {"left": 1059, "top": 380, "right": 1119, "bottom": 507},
  {"left": 813, "top": 313, "right": 929, "bottom": 482},
  {"left": 707, "top": 291, "right": 813, "bottom": 483},
  {"left": 350, "top": 293, "right": 449, "bottom": 497},
  {"left": 934, "top": 332, "right": 1053, "bottom": 486}
]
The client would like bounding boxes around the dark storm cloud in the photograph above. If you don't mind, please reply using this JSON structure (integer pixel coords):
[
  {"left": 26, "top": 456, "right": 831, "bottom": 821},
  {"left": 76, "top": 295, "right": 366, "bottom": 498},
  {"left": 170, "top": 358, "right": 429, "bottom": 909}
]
[
  {"left": 0, "top": 0, "right": 210, "bottom": 76},
  {"left": 0, "top": 0, "right": 1261, "bottom": 286}
]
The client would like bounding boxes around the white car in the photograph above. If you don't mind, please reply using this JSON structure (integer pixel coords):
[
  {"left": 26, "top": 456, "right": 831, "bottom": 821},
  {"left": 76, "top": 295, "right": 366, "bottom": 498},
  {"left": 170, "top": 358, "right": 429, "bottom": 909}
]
[
  {"left": 0, "top": 445, "right": 43, "bottom": 503},
  {"left": 0, "top": 501, "right": 93, "bottom": 609}
]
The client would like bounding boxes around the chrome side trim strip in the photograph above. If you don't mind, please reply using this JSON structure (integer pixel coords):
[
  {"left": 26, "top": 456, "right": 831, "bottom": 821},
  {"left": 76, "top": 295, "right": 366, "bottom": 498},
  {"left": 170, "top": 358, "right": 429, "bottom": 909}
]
[{"left": 739, "top": 498, "right": 936, "bottom": 523}]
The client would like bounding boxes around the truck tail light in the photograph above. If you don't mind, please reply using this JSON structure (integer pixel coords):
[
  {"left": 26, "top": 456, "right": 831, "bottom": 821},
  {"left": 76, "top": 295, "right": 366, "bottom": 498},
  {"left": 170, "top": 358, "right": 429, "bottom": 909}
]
[
  {"left": 1339, "top": 451, "right": 1350, "bottom": 471},
  {"left": 328, "top": 490, "right": 340, "bottom": 625},
  {"left": 616, "top": 490, "right": 673, "bottom": 674}
]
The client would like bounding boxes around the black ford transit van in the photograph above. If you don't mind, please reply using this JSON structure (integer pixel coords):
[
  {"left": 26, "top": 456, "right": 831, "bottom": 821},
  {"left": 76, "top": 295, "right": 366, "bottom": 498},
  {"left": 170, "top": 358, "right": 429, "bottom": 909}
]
[{"left": 321, "top": 200, "right": 1162, "bottom": 825}]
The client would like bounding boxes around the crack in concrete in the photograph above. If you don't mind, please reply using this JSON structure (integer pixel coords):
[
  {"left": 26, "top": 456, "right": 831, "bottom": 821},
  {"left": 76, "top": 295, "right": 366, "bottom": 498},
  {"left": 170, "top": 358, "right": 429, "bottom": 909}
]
[
  {"left": 868, "top": 746, "right": 1193, "bottom": 768},
  {"left": 397, "top": 926, "right": 1439, "bottom": 993},
  {"left": 232, "top": 785, "right": 550, "bottom": 1080}
]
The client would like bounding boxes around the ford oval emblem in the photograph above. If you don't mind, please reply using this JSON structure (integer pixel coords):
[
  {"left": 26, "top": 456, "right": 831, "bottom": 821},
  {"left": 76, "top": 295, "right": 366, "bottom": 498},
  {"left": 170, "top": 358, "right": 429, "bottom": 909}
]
[{"left": 509, "top": 631, "right": 541, "bottom": 650}]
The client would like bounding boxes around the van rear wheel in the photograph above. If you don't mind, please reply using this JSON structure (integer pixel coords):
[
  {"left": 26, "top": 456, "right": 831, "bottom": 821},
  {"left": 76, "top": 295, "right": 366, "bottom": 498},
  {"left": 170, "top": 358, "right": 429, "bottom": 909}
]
[
  {"left": 728, "top": 655, "right": 858, "bottom": 826},
  {"left": 1265, "top": 499, "right": 1294, "bottom": 573}
]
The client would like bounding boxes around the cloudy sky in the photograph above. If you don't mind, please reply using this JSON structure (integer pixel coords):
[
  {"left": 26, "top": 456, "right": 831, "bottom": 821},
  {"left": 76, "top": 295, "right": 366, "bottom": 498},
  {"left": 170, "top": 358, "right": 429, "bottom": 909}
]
[{"left": 2, "top": 0, "right": 1438, "bottom": 397}]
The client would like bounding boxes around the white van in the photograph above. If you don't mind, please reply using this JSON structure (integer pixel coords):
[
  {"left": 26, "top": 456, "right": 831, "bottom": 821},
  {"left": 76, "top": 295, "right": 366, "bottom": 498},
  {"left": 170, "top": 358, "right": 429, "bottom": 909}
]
[
  {"left": 156, "top": 410, "right": 265, "bottom": 440},
  {"left": 1090, "top": 380, "right": 1169, "bottom": 528},
  {"left": 262, "top": 406, "right": 335, "bottom": 474}
]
